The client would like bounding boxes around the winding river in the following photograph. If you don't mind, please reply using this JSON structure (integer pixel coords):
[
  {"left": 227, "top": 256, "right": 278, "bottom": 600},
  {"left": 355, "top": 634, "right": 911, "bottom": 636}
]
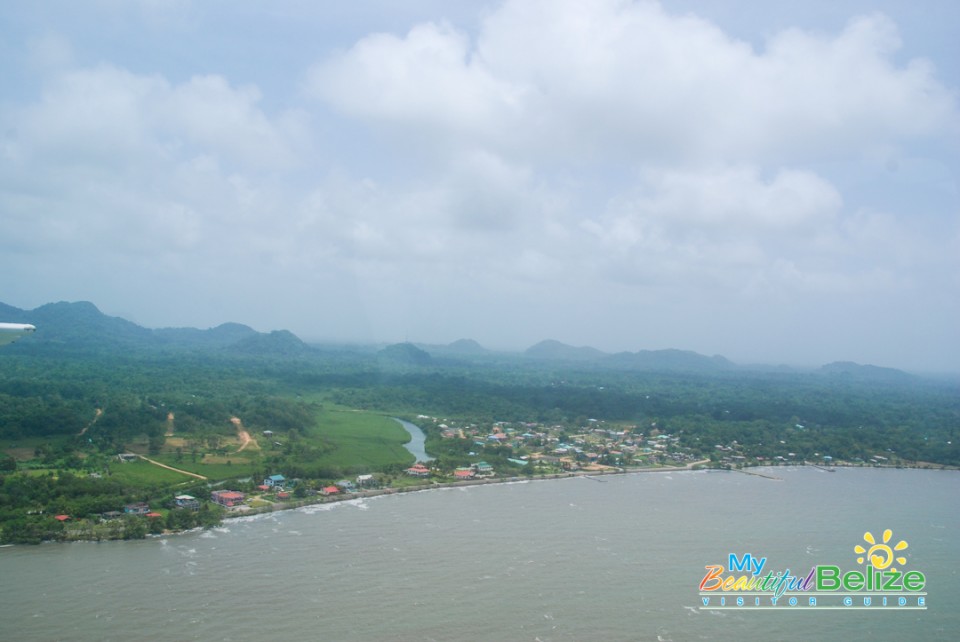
[{"left": 394, "top": 417, "right": 434, "bottom": 462}]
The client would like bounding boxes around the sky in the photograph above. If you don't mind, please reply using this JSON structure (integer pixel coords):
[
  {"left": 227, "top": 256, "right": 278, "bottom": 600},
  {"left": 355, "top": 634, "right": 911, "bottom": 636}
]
[{"left": 1, "top": 1, "right": 957, "bottom": 372}]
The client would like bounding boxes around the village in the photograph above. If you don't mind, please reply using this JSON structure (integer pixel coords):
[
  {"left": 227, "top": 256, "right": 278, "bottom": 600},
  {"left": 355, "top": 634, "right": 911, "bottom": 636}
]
[
  {"left": 37, "top": 412, "right": 921, "bottom": 544},
  {"left": 191, "top": 416, "right": 709, "bottom": 515}
]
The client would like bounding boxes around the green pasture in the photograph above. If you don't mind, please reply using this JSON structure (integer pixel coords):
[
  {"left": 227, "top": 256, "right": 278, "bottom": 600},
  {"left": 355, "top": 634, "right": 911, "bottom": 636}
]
[
  {"left": 149, "top": 455, "right": 257, "bottom": 482},
  {"left": 304, "top": 408, "right": 414, "bottom": 469},
  {"left": 108, "top": 459, "right": 197, "bottom": 486}
]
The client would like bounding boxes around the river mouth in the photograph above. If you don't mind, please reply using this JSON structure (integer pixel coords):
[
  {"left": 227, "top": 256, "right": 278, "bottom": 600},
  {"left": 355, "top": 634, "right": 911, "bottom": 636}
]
[{"left": 393, "top": 418, "right": 434, "bottom": 462}]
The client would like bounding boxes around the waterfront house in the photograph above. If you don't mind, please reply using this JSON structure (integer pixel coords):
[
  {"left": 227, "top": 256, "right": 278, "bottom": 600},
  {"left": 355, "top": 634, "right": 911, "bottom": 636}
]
[
  {"left": 454, "top": 468, "right": 475, "bottom": 480},
  {"left": 356, "top": 474, "right": 376, "bottom": 488},
  {"left": 321, "top": 485, "right": 340, "bottom": 496},
  {"left": 124, "top": 502, "right": 151, "bottom": 515},
  {"left": 211, "top": 490, "right": 245, "bottom": 507},
  {"left": 174, "top": 495, "right": 200, "bottom": 510},
  {"left": 263, "top": 474, "right": 286, "bottom": 489},
  {"left": 406, "top": 463, "right": 431, "bottom": 478},
  {"left": 472, "top": 461, "right": 494, "bottom": 476},
  {"left": 336, "top": 480, "right": 356, "bottom": 492}
]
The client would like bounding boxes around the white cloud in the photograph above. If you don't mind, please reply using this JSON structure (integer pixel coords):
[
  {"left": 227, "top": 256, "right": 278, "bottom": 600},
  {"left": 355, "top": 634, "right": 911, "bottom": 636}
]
[
  {"left": 309, "top": 0, "right": 958, "bottom": 166},
  {"left": 16, "top": 65, "right": 300, "bottom": 170},
  {"left": 626, "top": 166, "right": 842, "bottom": 231}
]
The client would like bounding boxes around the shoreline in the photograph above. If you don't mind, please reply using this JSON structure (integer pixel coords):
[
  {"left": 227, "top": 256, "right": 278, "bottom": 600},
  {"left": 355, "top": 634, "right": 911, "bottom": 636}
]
[
  {"left": 219, "top": 461, "right": 711, "bottom": 520},
  {"left": 216, "top": 459, "right": 956, "bottom": 522},
  {"left": 6, "top": 461, "right": 956, "bottom": 546}
]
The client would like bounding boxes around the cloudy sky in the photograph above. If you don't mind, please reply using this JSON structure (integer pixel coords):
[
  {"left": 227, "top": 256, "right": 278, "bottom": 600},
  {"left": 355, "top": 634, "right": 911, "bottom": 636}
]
[{"left": 1, "top": 1, "right": 957, "bottom": 371}]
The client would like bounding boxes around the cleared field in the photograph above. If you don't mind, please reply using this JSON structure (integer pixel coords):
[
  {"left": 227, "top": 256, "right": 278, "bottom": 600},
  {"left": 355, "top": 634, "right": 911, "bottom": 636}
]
[
  {"left": 144, "top": 405, "right": 413, "bottom": 480},
  {"left": 108, "top": 459, "right": 197, "bottom": 486},
  {"left": 304, "top": 408, "right": 414, "bottom": 469},
  {"left": 150, "top": 455, "right": 257, "bottom": 481}
]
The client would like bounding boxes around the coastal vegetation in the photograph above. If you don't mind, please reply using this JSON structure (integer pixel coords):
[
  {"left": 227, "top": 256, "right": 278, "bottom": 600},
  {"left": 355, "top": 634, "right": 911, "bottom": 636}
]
[{"left": 1, "top": 301, "right": 957, "bottom": 543}]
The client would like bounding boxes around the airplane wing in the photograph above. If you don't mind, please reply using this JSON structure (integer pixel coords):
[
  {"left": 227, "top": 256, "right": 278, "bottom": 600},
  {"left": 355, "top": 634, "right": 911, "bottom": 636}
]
[{"left": 0, "top": 323, "right": 36, "bottom": 346}]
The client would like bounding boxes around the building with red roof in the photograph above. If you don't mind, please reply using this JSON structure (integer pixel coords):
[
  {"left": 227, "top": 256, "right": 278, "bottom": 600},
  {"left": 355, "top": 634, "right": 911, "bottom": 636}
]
[
  {"left": 406, "top": 463, "right": 430, "bottom": 477},
  {"left": 211, "top": 490, "right": 246, "bottom": 507}
]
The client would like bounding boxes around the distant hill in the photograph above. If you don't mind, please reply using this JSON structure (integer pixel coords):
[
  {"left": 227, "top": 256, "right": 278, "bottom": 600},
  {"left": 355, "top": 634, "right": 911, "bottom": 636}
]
[
  {"left": 414, "top": 338, "right": 490, "bottom": 357},
  {"left": 524, "top": 340, "right": 734, "bottom": 373},
  {"left": 818, "top": 361, "right": 913, "bottom": 383},
  {"left": 0, "top": 301, "right": 307, "bottom": 357},
  {"left": 233, "top": 330, "right": 312, "bottom": 356},
  {"left": 525, "top": 340, "right": 606, "bottom": 361},
  {"left": 378, "top": 342, "right": 432, "bottom": 366},
  {"left": 605, "top": 349, "right": 734, "bottom": 372},
  {"left": 12, "top": 301, "right": 152, "bottom": 351},
  {"left": 445, "top": 338, "right": 488, "bottom": 355},
  {"left": 154, "top": 322, "right": 259, "bottom": 348}
]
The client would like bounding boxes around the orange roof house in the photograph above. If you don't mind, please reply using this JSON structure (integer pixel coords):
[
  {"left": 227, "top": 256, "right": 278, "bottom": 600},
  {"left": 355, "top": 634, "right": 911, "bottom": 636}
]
[{"left": 406, "top": 463, "right": 430, "bottom": 477}]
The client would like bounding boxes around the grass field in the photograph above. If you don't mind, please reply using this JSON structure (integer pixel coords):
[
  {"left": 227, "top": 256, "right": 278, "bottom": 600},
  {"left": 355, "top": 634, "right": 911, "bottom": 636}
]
[
  {"left": 149, "top": 455, "right": 258, "bottom": 481},
  {"left": 303, "top": 408, "right": 414, "bottom": 469},
  {"left": 142, "top": 406, "right": 412, "bottom": 480},
  {"left": 108, "top": 459, "right": 198, "bottom": 486}
]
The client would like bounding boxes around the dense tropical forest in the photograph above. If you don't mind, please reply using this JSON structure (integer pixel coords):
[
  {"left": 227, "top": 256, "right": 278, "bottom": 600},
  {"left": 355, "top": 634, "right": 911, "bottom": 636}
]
[{"left": 1, "top": 301, "right": 957, "bottom": 544}]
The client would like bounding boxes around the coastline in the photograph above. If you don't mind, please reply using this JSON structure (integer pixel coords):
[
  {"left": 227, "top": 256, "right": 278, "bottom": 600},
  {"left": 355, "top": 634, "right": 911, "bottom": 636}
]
[
  {"left": 221, "top": 459, "right": 959, "bottom": 522},
  {"left": 219, "top": 460, "right": 711, "bottom": 521},
  {"left": 6, "top": 461, "right": 956, "bottom": 546}
]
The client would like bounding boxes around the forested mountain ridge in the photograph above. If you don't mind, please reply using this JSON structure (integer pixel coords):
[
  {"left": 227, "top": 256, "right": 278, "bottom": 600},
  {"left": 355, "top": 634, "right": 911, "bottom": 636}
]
[
  {"left": 2, "top": 301, "right": 925, "bottom": 380},
  {"left": 1, "top": 301, "right": 311, "bottom": 357}
]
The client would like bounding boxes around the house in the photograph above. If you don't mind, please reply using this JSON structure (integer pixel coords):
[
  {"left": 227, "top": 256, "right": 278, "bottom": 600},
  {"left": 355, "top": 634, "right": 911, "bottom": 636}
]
[
  {"left": 174, "top": 495, "right": 200, "bottom": 510},
  {"left": 211, "top": 490, "right": 246, "bottom": 507},
  {"left": 454, "top": 468, "right": 475, "bottom": 480},
  {"left": 54, "top": 514, "right": 70, "bottom": 522},
  {"left": 356, "top": 474, "right": 376, "bottom": 488},
  {"left": 263, "top": 474, "right": 286, "bottom": 489},
  {"left": 406, "top": 463, "right": 430, "bottom": 478},
  {"left": 117, "top": 453, "right": 138, "bottom": 463},
  {"left": 472, "top": 461, "right": 494, "bottom": 476},
  {"left": 336, "top": 480, "right": 356, "bottom": 492},
  {"left": 321, "top": 485, "right": 340, "bottom": 496},
  {"left": 124, "top": 502, "right": 151, "bottom": 515}
]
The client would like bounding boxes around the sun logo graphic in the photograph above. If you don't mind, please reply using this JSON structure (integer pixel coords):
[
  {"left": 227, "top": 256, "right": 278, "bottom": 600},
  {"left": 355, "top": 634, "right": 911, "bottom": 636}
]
[{"left": 855, "top": 529, "right": 908, "bottom": 570}]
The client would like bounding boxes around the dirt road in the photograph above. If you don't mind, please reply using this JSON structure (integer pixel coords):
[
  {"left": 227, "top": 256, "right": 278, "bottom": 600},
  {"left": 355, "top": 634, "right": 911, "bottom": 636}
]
[
  {"left": 136, "top": 455, "right": 208, "bottom": 480},
  {"left": 78, "top": 408, "right": 103, "bottom": 437},
  {"left": 230, "top": 417, "right": 260, "bottom": 452}
]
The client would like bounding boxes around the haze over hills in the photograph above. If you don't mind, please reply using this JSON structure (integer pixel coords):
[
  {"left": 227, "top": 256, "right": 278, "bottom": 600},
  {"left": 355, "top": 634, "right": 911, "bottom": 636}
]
[
  {"left": 0, "top": 300, "right": 921, "bottom": 379},
  {"left": 525, "top": 339, "right": 607, "bottom": 361},
  {"left": 0, "top": 300, "right": 310, "bottom": 357}
]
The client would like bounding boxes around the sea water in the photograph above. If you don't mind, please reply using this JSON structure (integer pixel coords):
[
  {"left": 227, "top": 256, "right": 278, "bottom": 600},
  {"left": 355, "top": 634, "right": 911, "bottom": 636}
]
[{"left": 1, "top": 467, "right": 957, "bottom": 641}]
